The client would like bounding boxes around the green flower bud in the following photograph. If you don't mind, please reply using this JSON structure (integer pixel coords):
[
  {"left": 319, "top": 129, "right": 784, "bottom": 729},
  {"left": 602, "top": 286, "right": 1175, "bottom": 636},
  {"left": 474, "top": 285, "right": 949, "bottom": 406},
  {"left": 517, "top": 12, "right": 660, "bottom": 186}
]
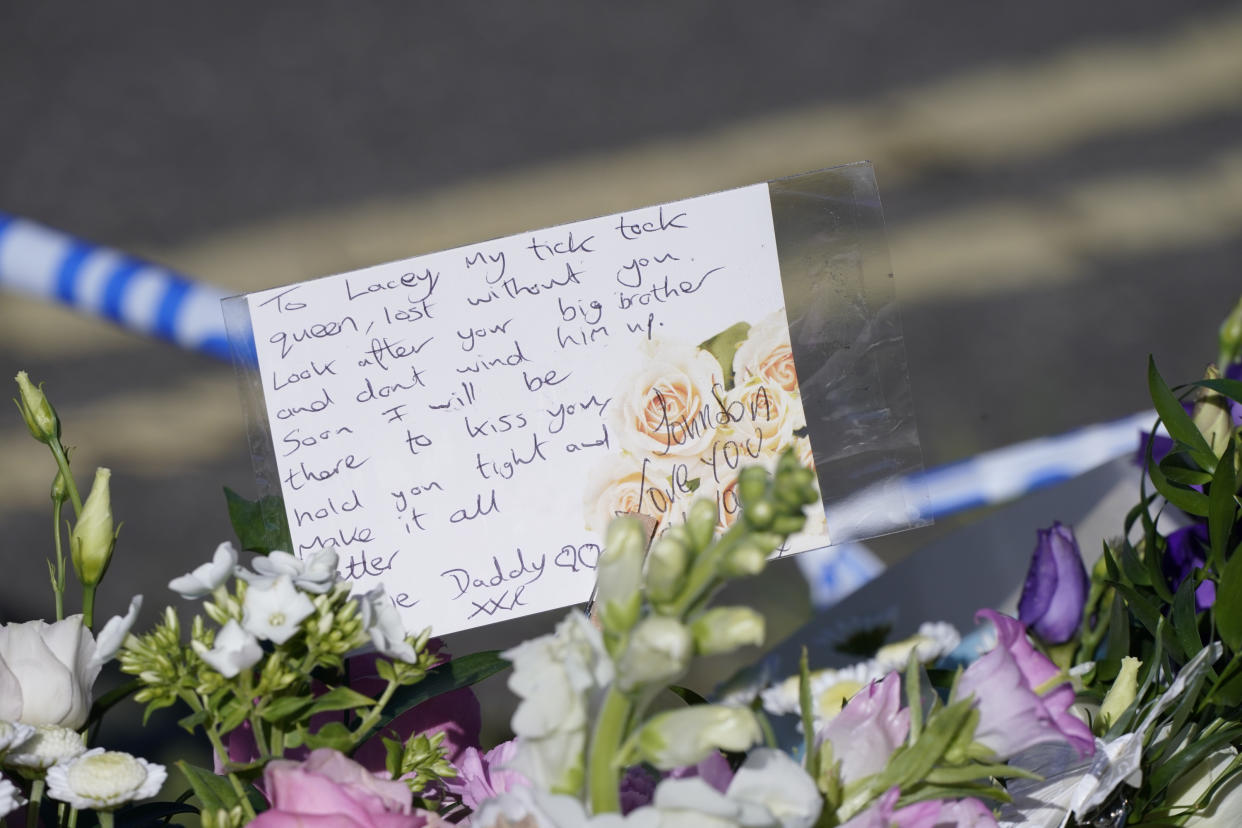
[
  {"left": 646, "top": 534, "right": 690, "bottom": 604},
  {"left": 14, "top": 371, "right": 60, "bottom": 444},
  {"left": 51, "top": 467, "right": 70, "bottom": 504},
  {"left": 633, "top": 705, "right": 762, "bottom": 769},
  {"left": 595, "top": 515, "right": 646, "bottom": 634},
  {"left": 1192, "top": 364, "right": 1233, "bottom": 457},
  {"left": 684, "top": 498, "right": 718, "bottom": 551},
  {"left": 690, "top": 606, "right": 765, "bottom": 654},
  {"left": 71, "top": 467, "right": 116, "bottom": 586},
  {"left": 1219, "top": 295, "right": 1242, "bottom": 369},
  {"left": 719, "top": 532, "right": 780, "bottom": 578},
  {"left": 617, "top": 616, "right": 692, "bottom": 692},
  {"left": 1098, "top": 656, "right": 1141, "bottom": 732}
]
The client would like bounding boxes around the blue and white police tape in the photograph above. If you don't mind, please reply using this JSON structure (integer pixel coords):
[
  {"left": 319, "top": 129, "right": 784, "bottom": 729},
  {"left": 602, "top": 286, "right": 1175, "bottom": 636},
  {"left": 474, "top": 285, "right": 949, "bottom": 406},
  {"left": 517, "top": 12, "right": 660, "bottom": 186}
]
[{"left": 0, "top": 211, "right": 232, "bottom": 360}]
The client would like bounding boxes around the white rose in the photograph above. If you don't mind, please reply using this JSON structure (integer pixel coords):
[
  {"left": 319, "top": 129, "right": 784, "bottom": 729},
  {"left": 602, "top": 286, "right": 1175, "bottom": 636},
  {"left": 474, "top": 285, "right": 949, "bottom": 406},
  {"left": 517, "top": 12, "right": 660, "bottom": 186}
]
[
  {"left": 732, "top": 310, "right": 800, "bottom": 395},
  {"left": 504, "top": 612, "right": 614, "bottom": 795},
  {"left": 614, "top": 342, "right": 724, "bottom": 460},
  {"left": 0, "top": 616, "right": 101, "bottom": 728}
]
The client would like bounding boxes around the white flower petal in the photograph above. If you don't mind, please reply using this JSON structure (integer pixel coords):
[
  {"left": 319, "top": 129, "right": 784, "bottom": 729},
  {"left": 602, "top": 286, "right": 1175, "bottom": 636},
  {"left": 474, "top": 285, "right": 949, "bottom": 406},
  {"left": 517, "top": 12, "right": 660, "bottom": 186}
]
[
  {"left": 169, "top": 542, "right": 238, "bottom": 598},
  {"left": 194, "top": 620, "right": 262, "bottom": 678},
  {"left": 241, "top": 576, "right": 314, "bottom": 644},
  {"left": 46, "top": 747, "right": 166, "bottom": 810},
  {"left": 91, "top": 595, "right": 143, "bottom": 667},
  {"left": 3, "top": 724, "right": 86, "bottom": 769},
  {"left": 0, "top": 720, "right": 35, "bottom": 754},
  {"left": 0, "top": 776, "right": 25, "bottom": 818}
]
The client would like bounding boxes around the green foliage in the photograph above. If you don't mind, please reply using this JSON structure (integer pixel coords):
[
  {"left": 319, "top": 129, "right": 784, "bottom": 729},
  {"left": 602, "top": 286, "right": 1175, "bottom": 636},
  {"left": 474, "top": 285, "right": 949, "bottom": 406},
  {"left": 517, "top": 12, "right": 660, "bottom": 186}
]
[{"left": 223, "top": 487, "right": 293, "bottom": 554}]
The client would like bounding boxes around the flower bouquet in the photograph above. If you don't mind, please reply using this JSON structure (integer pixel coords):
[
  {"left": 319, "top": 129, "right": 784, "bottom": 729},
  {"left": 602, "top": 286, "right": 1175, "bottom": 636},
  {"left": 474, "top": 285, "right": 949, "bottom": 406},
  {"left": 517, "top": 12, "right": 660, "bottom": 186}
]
[{"left": 4, "top": 296, "right": 1242, "bottom": 827}]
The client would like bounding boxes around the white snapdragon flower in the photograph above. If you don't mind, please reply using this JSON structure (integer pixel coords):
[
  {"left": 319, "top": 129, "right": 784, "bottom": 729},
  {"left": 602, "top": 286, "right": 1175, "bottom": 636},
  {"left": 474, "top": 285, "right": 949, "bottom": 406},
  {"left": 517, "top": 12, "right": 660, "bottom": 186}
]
[
  {"left": 237, "top": 547, "right": 339, "bottom": 594},
  {"left": 616, "top": 617, "right": 692, "bottom": 692},
  {"left": 91, "top": 595, "right": 142, "bottom": 667},
  {"left": 192, "top": 620, "right": 262, "bottom": 678},
  {"left": 504, "top": 611, "right": 614, "bottom": 794},
  {"left": 169, "top": 542, "right": 238, "bottom": 599},
  {"left": 241, "top": 575, "right": 315, "bottom": 644},
  {"left": 0, "top": 721, "right": 34, "bottom": 755},
  {"left": 724, "top": 748, "right": 822, "bottom": 828},
  {"left": 46, "top": 748, "right": 166, "bottom": 810},
  {"left": 3, "top": 724, "right": 85, "bottom": 770},
  {"left": 634, "top": 705, "right": 762, "bottom": 770},
  {"left": 0, "top": 776, "right": 24, "bottom": 819},
  {"left": 357, "top": 586, "right": 419, "bottom": 663}
]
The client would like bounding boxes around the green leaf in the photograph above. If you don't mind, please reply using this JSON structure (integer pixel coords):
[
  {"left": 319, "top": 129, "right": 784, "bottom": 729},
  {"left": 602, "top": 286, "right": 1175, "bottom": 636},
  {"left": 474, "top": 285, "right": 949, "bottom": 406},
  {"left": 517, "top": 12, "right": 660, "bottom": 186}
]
[
  {"left": 114, "top": 801, "right": 199, "bottom": 827},
  {"left": 1171, "top": 577, "right": 1203, "bottom": 664},
  {"left": 699, "top": 321, "right": 752, "bottom": 391},
  {"left": 879, "top": 699, "right": 976, "bottom": 791},
  {"left": 895, "top": 782, "right": 1012, "bottom": 807},
  {"left": 305, "top": 721, "right": 356, "bottom": 752},
  {"left": 1148, "top": 356, "right": 1216, "bottom": 471},
  {"left": 924, "top": 762, "right": 1040, "bottom": 785},
  {"left": 369, "top": 651, "right": 510, "bottom": 740},
  {"left": 1147, "top": 725, "right": 1242, "bottom": 796},
  {"left": 223, "top": 486, "right": 292, "bottom": 554},
  {"left": 177, "top": 709, "right": 210, "bottom": 734},
  {"left": 1207, "top": 437, "right": 1237, "bottom": 572},
  {"left": 1190, "top": 377, "right": 1242, "bottom": 405},
  {"left": 1118, "top": 541, "right": 1151, "bottom": 587},
  {"left": 1215, "top": 549, "right": 1242, "bottom": 653},
  {"left": 1111, "top": 582, "right": 1180, "bottom": 655},
  {"left": 1206, "top": 652, "right": 1242, "bottom": 706},
  {"left": 259, "top": 696, "right": 315, "bottom": 724},
  {"left": 798, "top": 648, "right": 818, "bottom": 776},
  {"left": 175, "top": 762, "right": 243, "bottom": 812},
  {"left": 307, "top": 685, "right": 377, "bottom": 717},
  {"left": 218, "top": 699, "right": 252, "bottom": 734},
  {"left": 1158, "top": 459, "right": 1213, "bottom": 487},
  {"left": 1147, "top": 448, "right": 1210, "bottom": 517},
  {"left": 667, "top": 685, "right": 709, "bottom": 706}
]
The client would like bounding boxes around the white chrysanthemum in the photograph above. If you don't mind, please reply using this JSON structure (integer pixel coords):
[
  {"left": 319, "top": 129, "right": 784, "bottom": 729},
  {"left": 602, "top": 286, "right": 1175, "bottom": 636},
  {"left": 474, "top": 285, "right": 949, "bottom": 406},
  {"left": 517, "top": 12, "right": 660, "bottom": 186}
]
[
  {"left": 358, "top": 586, "right": 419, "bottom": 663},
  {"left": 0, "top": 775, "right": 24, "bottom": 818},
  {"left": 874, "top": 621, "right": 962, "bottom": 672},
  {"left": 241, "top": 575, "right": 315, "bottom": 644},
  {"left": 3, "top": 724, "right": 85, "bottom": 769},
  {"left": 169, "top": 541, "right": 238, "bottom": 599},
  {"left": 237, "top": 547, "right": 339, "bottom": 594},
  {"left": 760, "top": 660, "right": 886, "bottom": 724},
  {"left": 46, "top": 748, "right": 166, "bottom": 810},
  {"left": 0, "top": 720, "right": 34, "bottom": 755},
  {"left": 192, "top": 620, "right": 262, "bottom": 678}
]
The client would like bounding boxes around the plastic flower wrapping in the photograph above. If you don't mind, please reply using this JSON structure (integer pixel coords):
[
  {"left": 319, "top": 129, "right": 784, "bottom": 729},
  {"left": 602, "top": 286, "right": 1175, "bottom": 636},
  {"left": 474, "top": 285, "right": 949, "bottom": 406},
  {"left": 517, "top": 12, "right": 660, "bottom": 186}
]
[{"left": 5, "top": 297, "right": 1242, "bottom": 828}]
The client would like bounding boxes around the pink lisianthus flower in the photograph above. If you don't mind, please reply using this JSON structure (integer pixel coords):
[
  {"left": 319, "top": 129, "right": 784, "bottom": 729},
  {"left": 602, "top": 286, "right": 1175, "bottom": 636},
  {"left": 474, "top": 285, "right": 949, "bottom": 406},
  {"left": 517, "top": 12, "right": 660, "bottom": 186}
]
[
  {"left": 817, "top": 671, "right": 909, "bottom": 785},
  {"left": 840, "top": 787, "right": 998, "bottom": 828},
  {"left": 249, "top": 748, "right": 447, "bottom": 828},
  {"left": 955, "top": 610, "right": 1094, "bottom": 760},
  {"left": 443, "top": 739, "right": 529, "bottom": 810}
]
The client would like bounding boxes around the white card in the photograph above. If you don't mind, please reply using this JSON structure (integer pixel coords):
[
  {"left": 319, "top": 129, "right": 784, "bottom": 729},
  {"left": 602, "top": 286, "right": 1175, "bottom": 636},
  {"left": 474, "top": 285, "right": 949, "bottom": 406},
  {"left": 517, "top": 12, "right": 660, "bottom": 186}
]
[{"left": 246, "top": 183, "right": 827, "bottom": 635}]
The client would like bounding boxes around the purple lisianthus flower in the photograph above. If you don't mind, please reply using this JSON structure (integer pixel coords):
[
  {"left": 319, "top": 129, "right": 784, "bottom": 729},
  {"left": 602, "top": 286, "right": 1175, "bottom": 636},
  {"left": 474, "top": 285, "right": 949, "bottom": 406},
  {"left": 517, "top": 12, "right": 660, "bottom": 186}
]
[
  {"left": 817, "top": 671, "right": 909, "bottom": 786},
  {"left": 955, "top": 610, "right": 1094, "bottom": 760},
  {"left": 443, "top": 739, "right": 528, "bottom": 810},
  {"left": 1017, "top": 522, "right": 1089, "bottom": 644},
  {"left": 1163, "top": 524, "right": 1216, "bottom": 610}
]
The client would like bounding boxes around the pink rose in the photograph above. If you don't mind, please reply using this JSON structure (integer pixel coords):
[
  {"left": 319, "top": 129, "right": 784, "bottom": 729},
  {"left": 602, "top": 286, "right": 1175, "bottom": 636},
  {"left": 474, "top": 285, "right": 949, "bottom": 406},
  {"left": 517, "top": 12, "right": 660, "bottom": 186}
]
[
  {"left": 955, "top": 610, "right": 1093, "bottom": 760},
  {"left": 817, "top": 671, "right": 909, "bottom": 785},
  {"left": 249, "top": 748, "right": 443, "bottom": 828}
]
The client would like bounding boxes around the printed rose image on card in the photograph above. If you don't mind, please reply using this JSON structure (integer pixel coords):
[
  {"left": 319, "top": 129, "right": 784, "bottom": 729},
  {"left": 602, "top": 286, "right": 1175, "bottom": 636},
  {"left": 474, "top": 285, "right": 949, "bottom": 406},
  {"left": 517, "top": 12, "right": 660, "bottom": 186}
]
[{"left": 592, "top": 308, "right": 828, "bottom": 553}]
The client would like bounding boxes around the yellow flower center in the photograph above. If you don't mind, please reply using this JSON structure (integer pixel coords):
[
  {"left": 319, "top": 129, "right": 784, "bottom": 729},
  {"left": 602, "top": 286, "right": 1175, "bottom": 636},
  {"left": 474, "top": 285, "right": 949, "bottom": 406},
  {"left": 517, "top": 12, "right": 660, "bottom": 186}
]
[{"left": 816, "top": 680, "right": 866, "bottom": 721}]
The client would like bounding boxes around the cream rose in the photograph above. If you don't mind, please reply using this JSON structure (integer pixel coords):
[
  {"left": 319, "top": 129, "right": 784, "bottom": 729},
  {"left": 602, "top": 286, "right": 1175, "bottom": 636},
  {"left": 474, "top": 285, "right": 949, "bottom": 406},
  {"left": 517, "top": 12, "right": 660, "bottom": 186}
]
[
  {"left": 733, "top": 310, "right": 801, "bottom": 395},
  {"left": 722, "top": 377, "right": 802, "bottom": 456},
  {"left": 583, "top": 455, "right": 691, "bottom": 535},
  {"left": 0, "top": 616, "right": 100, "bottom": 729},
  {"left": 614, "top": 342, "right": 723, "bottom": 460}
]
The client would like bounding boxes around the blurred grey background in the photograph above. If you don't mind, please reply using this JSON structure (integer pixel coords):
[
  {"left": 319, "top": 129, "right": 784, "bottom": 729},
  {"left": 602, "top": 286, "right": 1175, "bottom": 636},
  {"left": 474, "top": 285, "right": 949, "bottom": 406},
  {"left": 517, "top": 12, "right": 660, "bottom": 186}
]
[{"left": 2, "top": 0, "right": 1241, "bottom": 751}]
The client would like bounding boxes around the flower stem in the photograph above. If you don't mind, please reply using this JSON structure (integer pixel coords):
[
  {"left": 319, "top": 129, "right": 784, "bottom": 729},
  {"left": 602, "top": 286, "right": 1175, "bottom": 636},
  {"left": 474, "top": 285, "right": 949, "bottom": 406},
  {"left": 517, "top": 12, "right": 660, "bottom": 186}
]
[
  {"left": 228, "top": 773, "right": 256, "bottom": 822},
  {"left": 48, "top": 440, "right": 83, "bottom": 517},
  {"left": 350, "top": 678, "right": 399, "bottom": 747},
  {"left": 96, "top": 810, "right": 114, "bottom": 828},
  {"left": 51, "top": 498, "right": 65, "bottom": 620},
  {"left": 587, "top": 688, "right": 633, "bottom": 814},
  {"left": 82, "top": 583, "right": 96, "bottom": 631},
  {"left": 27, "top": 778, "right": 44, "bottom": 828}
]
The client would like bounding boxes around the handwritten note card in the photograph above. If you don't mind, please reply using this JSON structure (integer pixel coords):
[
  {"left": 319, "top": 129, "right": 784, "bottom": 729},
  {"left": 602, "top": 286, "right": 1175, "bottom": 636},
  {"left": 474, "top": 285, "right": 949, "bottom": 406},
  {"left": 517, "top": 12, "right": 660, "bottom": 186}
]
[{"left": 246, "top": 183, "right": 828, "bottom": 635}]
